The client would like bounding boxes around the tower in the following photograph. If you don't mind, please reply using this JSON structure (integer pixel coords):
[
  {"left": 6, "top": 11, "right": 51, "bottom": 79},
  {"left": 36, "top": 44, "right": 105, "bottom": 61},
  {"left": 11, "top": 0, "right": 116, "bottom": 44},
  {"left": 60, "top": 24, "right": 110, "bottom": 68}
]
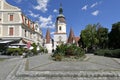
[
  {"left": 54, "top": 4, "right": 67, "bottom": 49},
  {"left": 45, "top": 28, "right": 52, "bottom": 53},
  {"left": 68, "top": 28, "right": 75, "bottom": 43}
]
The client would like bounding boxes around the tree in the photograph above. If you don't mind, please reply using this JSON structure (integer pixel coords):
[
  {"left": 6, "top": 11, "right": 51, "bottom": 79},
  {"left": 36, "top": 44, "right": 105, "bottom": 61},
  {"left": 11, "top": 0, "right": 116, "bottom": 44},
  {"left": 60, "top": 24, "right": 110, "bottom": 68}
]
[
  {"left": 109, "top": 22, "right": 120, "bottom": 49},
  {"left": 97, "top": 27, "right": 108, "bottom": 49},
  {"left": 80, "top": 24, "right": 99, "bottom": 51},
  {"left": 78, "top": 34, "right": 85, "bottom": 48}
]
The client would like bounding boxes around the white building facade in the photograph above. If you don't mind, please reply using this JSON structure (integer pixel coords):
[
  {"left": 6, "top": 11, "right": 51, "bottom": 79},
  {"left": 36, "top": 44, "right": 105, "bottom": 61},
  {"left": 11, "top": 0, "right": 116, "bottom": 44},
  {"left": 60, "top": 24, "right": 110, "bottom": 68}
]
[{"left": 0, "top": 0, "right": 43, "bottom": 47}]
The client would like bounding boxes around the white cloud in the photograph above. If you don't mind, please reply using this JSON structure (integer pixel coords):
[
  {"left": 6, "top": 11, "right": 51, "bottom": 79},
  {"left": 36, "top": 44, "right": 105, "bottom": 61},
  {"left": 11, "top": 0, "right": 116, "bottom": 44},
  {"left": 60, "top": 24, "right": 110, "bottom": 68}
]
[
  {"left": 28, "top": 11, "right": 39, "bottom": 18},
  {"left": 50, "top": 32, "right": 55, "bottom": 35},
  {"left": 91, "top": 2, "right": 98, "bottom": 8},
  {"left": 53, "top": 9, "right": 58, "bottom": 13},
  {"left": 91, "top": 10, "right": 99, "bottom": 16},
  {"left": 81, "top": 5, "right": 88, "bottom": 10},
  {"left": 39, "top": 15, "right": 55, "bottom": 29},
  {"left": 33, "top": 0, "right": 49, "bottom": 12}
]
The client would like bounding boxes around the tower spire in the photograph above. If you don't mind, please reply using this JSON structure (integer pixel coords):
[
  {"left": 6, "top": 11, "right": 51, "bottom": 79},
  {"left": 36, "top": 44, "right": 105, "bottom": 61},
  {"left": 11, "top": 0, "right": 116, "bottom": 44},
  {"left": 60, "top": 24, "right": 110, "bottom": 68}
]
[
  {"left": 45, "top": 28, "right": 51, "bottom": 43},
  {"left": 68, "top": 27, "right": 75, "bottom": 43},
  {"left": 59, "top": 3, "right": 63, "bottom": 14}
]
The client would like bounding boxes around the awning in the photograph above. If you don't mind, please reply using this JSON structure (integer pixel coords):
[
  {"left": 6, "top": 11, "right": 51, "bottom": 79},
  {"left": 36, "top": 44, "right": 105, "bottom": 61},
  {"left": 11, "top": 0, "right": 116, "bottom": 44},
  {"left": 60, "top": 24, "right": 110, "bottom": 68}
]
[
  {"left": 10, "top": 43, "right": 26, "bottom": 46},
  {"left": 0, "top": 40, "right": 12, "bottom": 44}
]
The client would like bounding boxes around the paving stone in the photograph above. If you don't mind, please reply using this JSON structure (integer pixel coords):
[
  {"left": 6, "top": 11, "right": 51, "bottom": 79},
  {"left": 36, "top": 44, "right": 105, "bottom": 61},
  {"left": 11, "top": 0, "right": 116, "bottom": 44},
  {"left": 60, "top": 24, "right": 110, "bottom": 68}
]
[{"left": 4, "top": 54, "right": 120, "bottom": 80}]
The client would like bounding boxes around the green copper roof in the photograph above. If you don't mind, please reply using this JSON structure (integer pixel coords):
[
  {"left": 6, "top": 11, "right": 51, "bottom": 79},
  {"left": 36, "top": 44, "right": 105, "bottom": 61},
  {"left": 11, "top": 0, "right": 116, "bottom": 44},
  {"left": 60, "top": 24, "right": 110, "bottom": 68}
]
[{"left": 58, "top": 3, "right": 64, "bottom": 18}]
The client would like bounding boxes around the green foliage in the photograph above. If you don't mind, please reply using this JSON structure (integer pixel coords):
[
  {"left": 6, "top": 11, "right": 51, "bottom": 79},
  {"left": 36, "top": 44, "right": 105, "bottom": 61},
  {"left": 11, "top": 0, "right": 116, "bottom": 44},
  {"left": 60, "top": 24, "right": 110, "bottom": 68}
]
[
  {"left": 94, "top": 49, "right": 110, "bottom": 56},
  {"left": 31, "top": 43, "right": 37, "bottom": 55},
  {"left": 0, "top": 44, "right": 8, "bottom": 54},
  {"left": 44, "top": 49, "right": 48, "bottom": 53},
  {"left": 79, "top": 23, "right": 110, "bottom": 52},
  {"left": 65, "top": 46, "right": 74, "bottom": 56},
  {"left": 24, "top": 49, "right": 33, "bottom": 57},
  {"left": 94, "top": 49, "right": 120, "bottom": 58},
  {"left": 80, "top": 24, "right": 98, "bottom": 50},
  {"left": 74, "top": 47, "right": 85, "bottom": 57},
  {"left": 54, "top": 44, "right": 68, "bottom": 56},
  {"left": 53, "top": 53, "right": 62, "bottom": 61},
  {"left": 97, "top": 26, "right": 108, "bottom": 49},
  {"left": 52, "top": 44, "right": 85, "bottom": 61},
  {"left": 7, "top": 48, "right": 22, "bottom": 55},
  {"left": 65, "top": 44, "right": 85, "bottom": 57},
  {"left": 109, "top": 22, "right": 120, "bottom": 49},
  {"left": 39, "top": 46, "right": 44, "bottom": 53}
]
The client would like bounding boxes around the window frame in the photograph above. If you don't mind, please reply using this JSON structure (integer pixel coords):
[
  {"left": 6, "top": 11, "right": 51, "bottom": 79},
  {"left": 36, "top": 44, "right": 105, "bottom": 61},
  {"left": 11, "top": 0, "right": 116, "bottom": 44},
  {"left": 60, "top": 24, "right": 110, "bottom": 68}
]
[
  {"left": 9, "top": 27, "right": 14, "bottom": 36},
  {"left": 59, "top": 26, "right": 61, "bottom": 31},
  {"left": 9, "top": 14, "right": 14, "bottom": 21},
  {"left": 0, "top": 26, "right": 1, "bottom": 35}
]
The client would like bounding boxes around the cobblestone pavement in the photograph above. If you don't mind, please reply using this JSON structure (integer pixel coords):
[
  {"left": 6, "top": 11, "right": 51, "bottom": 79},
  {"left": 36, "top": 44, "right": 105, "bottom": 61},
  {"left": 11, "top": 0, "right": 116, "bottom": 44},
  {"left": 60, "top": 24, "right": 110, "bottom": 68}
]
[
  {"left": 4, "top": 54, "right": 120, "bottom": 80},
  {"left": 0, "top": 57, "right": 22, "bottom": 80},
  {"left": 28, "top": 54, "right": 120, "bottom": 71}
]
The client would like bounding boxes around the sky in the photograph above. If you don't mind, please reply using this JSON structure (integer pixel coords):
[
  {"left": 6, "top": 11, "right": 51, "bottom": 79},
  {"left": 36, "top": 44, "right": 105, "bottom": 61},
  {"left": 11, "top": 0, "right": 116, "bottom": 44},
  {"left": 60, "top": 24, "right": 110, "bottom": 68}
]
[{"left": 6, "top": 0, "right": 120, "bottom": 37}]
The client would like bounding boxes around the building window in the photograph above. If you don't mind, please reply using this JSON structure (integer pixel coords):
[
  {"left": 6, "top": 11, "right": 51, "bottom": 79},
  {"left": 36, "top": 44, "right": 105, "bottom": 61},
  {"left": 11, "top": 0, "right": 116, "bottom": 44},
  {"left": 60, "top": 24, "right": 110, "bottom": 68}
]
[
  {"left": 9, "top": 14, "right": 13, "bottom": 21},
  {"left": 0, "top": 27, "right": 1, "bottom": 34},
  {"left": 30, "top": 33, "right": 32, "bottom": 39},
  {"left": 25, "top": 30, "right": 26, "bottom": 37},
  {"left": 0, "top": 1, "right": 1, "bottom": 9},
  {"left": 59, "top": 26, "right": 61, "bottom": 30},
  {"left": 9, "top": 27, "right": 14, "bottom": 36},
  {"left": 0, "top": 13, "right": 1, "bottom": 21},
  {"left": 25, "top": 18, "right": 27, "bottom": 23}
]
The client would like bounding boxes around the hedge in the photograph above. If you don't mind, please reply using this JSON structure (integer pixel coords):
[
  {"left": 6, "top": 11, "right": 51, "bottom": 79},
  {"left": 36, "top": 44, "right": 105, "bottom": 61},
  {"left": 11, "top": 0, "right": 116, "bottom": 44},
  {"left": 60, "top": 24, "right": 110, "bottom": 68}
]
[
  {"left": 94, "top": 49, "right": 120, "bottom": 58},
  {"left": 7, "top": 48, "right": 23, "bottom": 55}
]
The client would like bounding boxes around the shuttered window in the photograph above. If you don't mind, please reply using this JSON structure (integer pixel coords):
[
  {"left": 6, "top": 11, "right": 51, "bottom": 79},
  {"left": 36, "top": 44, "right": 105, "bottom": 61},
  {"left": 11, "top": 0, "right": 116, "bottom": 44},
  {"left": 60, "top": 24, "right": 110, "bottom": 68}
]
[
  {"left": 10, "top": 14, "right": 13, "bottom": 21},
  {"left": 9, "top": 27, "right": 14, "bottom": 36}
]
